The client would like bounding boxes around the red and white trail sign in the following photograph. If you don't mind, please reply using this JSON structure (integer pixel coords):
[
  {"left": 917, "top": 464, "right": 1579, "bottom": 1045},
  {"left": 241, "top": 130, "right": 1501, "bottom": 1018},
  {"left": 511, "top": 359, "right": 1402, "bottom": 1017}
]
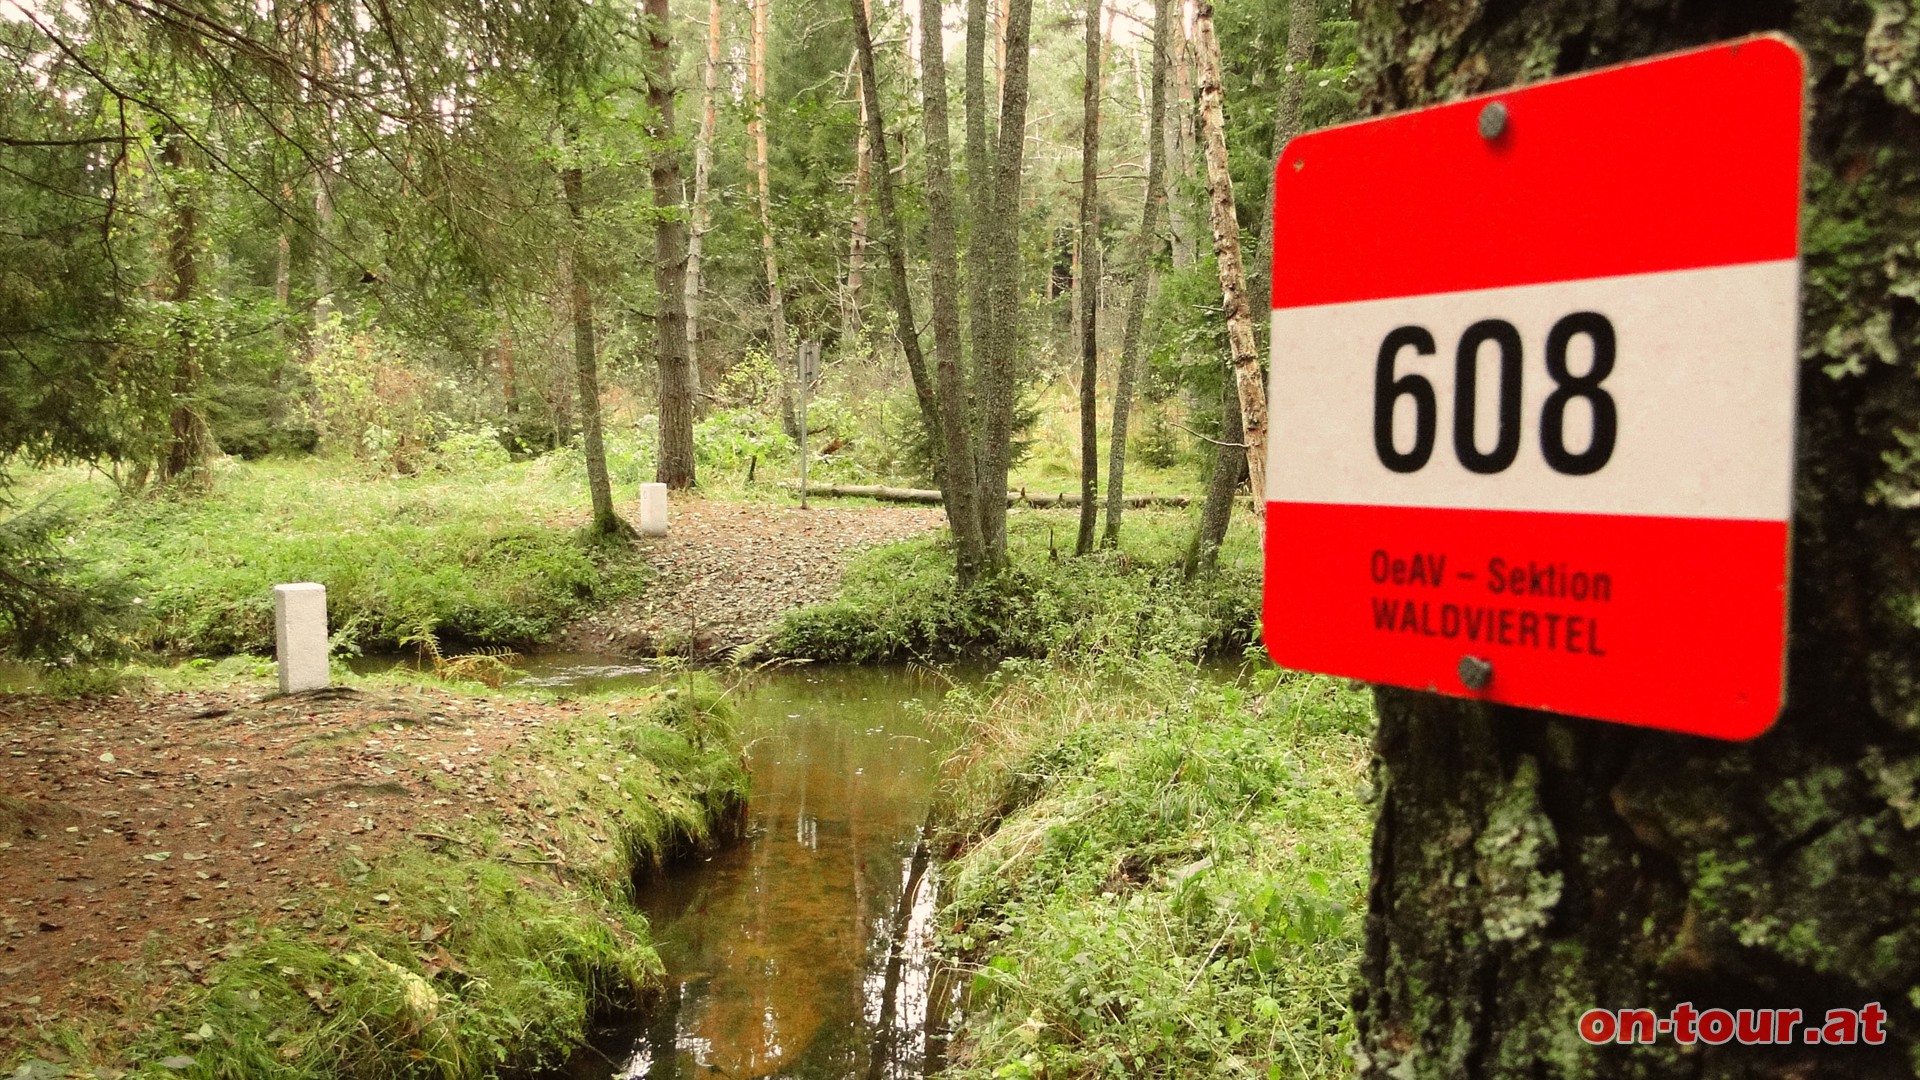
[{"left": 1262, "top": 36, "right": 1805, "bottom": 740}]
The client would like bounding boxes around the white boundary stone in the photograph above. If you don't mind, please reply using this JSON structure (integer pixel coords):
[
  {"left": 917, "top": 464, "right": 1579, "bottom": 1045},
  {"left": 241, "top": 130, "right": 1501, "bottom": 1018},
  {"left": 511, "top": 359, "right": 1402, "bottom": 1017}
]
[
  {"left": 639, "top": 482, "right": 669, "bottom": 536},
  {"left": 273, "top": 583, "right": 329, "bottom": 693}
]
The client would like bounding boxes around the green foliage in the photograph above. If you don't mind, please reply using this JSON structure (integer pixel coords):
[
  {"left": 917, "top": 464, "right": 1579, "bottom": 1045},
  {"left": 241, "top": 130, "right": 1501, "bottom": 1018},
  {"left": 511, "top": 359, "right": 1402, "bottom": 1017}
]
[
  {"left": 19, "top": 457, "right": 646, "bottom": 655},
  {"left": 769, "top": 511, "right": 1260, "bottom": 664},
  {"left": 0, "top": 501, "right": 132, "bottom": 660},
  {"left": 934, "top": 664, "right": 1375, "bottom": 1079}
]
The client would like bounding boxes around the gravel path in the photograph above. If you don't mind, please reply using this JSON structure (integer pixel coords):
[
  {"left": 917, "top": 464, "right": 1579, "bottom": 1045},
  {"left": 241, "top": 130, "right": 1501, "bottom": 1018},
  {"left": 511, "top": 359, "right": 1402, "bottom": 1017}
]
[{"left": 560, "top": 496, "right": 943, "bottom": 658}]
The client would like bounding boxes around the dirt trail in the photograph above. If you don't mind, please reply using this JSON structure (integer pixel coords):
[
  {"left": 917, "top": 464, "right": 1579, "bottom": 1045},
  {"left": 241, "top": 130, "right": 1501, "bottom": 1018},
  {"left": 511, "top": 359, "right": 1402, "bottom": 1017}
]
[{"left": 562, "top": 495, "right": 943, "bottom": 657}]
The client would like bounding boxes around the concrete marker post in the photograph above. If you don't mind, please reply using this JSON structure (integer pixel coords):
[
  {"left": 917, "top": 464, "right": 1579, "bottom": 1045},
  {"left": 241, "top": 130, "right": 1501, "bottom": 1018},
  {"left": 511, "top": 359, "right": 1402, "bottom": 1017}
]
[
  {"left": 639, "top": 482, "right": 669, "bottom": 536},
  {"left": 273, "top": 582, "right": 329, "bottom": 693}
]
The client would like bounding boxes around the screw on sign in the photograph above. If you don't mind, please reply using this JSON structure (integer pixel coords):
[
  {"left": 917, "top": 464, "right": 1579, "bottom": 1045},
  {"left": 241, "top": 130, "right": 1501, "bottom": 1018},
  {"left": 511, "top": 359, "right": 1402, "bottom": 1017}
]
[{"left": 1263, "top": 36, "right": 1804, "bottom": 740}]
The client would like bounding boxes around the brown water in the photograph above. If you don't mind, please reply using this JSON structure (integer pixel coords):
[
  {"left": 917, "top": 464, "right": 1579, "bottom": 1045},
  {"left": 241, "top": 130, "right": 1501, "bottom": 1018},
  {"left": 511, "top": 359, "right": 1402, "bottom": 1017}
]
[{"left": 543, "top": 662, "right": 961, "bottom": 1080}]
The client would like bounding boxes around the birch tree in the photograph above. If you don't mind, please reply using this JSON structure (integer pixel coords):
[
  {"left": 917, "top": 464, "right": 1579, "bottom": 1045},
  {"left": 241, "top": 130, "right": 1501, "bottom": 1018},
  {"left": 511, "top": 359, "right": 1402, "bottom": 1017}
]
[{"left": 1193, "top": 0, "right": 1266, "bottom": 505}]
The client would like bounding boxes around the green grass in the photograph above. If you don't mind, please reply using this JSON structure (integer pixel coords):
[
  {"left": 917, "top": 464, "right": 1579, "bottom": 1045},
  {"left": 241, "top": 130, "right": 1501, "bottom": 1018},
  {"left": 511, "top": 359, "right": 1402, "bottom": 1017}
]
[
  {"left": 768, "top": 509, "right": 1262, "bottom": 664},
  {"left": 14, "top": 456, "right": 648, "bottom": 655},
  {"left": 10, "top": 677, "right": 747, "bottom": 1080},
  {"left": 931, "top": 661, "right": 1375, "bottom": 1079}
]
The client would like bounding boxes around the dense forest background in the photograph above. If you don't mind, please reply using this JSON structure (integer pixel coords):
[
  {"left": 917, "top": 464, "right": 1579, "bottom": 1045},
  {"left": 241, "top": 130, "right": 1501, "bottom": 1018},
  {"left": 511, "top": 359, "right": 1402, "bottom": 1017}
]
[{"left": 0, "top": 0, "right": 1359, "bottom": 649}]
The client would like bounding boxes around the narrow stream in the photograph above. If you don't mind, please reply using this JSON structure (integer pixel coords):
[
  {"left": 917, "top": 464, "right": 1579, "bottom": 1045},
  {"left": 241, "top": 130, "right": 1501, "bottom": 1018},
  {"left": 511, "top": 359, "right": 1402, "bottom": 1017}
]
[{"left": 521, "top": 660, "right": 963, "bottom": 1080}]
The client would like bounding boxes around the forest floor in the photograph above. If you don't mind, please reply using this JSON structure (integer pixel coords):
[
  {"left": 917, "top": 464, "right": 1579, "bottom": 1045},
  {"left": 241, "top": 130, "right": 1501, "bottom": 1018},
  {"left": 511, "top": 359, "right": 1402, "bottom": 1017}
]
[
  {"left": 557, "top": 495, "right": 943, "bottom": 658},
  {"left": 0, "top": 675, "right": 716, "bottom": 1068}
]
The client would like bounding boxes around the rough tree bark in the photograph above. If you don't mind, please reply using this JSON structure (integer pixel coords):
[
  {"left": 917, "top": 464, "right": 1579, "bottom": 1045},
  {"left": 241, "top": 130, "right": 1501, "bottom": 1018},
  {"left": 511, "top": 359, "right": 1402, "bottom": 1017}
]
[
  {"left": 1074, "top": 0, "right": 1102, "bottom": 556},
  {"left": 844, "top": 32, "right": 872, "bottom": 345},
  {"left": 157, "top": 126, "right": 213, "bottom": 490},
  {"left": 915, "top": 0, "right": 988, "bottom": 585},
  {"left": 647, "top": 0, "right": 697, "bottom": 489},
  {"left": 847, "top": 0, "right": 943, "bottom": 474},
  {"left": 561, "top": 161, "right": 631, "bottom": 538},
  {"left": 1193, "top": 0, "right": 1266, "bottom": 505},
  {"left": 1101, "top": 0, "right": 1169, "bottom": 546},
  {"left": 963, "top": 0, "right": 994, "bottom": 459},
  {"left": 685, "top": 0, "right": 722, "bottom": 408},
  {"left": 975, "top": 0, "right": 1036, "bottom": 570},
  {"left": 1353, "top": 4, "right": 1920, "bottom": 1077}
]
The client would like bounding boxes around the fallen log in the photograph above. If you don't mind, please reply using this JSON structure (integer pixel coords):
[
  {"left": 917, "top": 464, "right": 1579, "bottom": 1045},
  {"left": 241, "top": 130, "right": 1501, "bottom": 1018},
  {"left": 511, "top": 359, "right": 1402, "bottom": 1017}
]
[{"left": 778, "top": 481, "right": 1193, "bottom": 509}]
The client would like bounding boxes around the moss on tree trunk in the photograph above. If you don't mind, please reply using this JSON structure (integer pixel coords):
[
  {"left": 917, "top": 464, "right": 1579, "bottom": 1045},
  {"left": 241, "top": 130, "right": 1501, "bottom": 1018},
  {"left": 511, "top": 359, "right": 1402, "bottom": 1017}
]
[{"left": 1354, "top": 2, "right": 1920, "bottom": 1077}]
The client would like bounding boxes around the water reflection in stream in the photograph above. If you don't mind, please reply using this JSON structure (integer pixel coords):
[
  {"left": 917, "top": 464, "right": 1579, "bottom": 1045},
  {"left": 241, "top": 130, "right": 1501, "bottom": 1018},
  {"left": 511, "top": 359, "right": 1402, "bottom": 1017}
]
[{"left": 545, "top": 664, "right": 961, "bottom": 1080}]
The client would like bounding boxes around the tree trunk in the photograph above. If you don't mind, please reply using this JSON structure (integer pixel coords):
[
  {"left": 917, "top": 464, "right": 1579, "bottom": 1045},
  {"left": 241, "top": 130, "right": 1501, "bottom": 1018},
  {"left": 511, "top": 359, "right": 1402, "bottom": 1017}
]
[
  {"left": 1192, "top": 0, "right": 1265, "bottom": 506},
  {"left": 1249, "top": 0, "right": 1315, "bottom": 319},
  {"left": 847, "top": 0, "right": 943, "bottom": 471},
  {"left": 974, "top": 0, "right": 1035, "bottom": 570},
  {"left": 562, "top": 162, "right": 630, "bottom": 538},
  {"left": 749, "top": 0, "right": 792, "bottom": 431},
  {"left": 1352, "top": 5, "right": 1920, "bottom": 1077},
  {"left": 686, "top": 0, "right": 722, "bottom": 410},
  {"left": 499, "top": 327, "right": 517, "bottom": 418},
  {"left": 1074, "top": 0, "right": 1101, "bottom": 556},
  {"left": 648, "top": 0, "right": 697, "bottom": 489},
  {"left": 1183, "top": 364, "right": 1242, "bottom": 576},
  {"left": 157, "top": 127, "right": 213, "bottom": 490},
  {"left": 1162, "top": 8, "right": 1198, "bottom": 271},
  {"left": 844, "top": 40, "right": 872, "bottom": 345},
  {"left": 1101, "top": 0, "right": 1168, "bottom": 547},
  {"left": 915, "top": 0, "right": 987, "bottom": 585},
  {"left": 963, "top": 0, "right": 994, "bottom": 466}
]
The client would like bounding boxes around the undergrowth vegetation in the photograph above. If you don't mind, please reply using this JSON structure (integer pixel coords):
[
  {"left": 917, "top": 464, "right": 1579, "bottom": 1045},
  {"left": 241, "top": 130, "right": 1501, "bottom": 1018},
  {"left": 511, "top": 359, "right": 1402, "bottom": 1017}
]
[
  {"left": 12, "top": 458, "right": 651, "bottom": 656},
  {"left": 931, "top": 661, "right": 1375, "bottom": 1079},
  {"left": 769, "top": 510, "right": 1261, "bottom": 663},
  {"left": 41, "top": 678, "right": 750, "bottom": 1080}
]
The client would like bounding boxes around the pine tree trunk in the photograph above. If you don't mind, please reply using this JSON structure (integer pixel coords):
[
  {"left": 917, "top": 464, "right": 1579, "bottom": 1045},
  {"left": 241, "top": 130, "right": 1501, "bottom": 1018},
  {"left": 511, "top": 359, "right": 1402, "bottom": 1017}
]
[
  {"left": 1184, "top": 367, "right": 1242, "bottom": 577},
  {"left": 975, "top": 0, "right": 1035, "bottom": 570},
  {"left": 915, "top": 0, "right": 987, "bottom": 586},
  {"left": 648, "top": 0, "right": 697, "bottom": 489},
  {"left": 1353, "top": 4, "right": 1920, "bottom": 1076},
  {"left": 157, "top": 127, "right": 213, "bottom": 490},
  {"left": 1192, "top": 0, "right": 1265, "bottom": 505},
  {"left": 1074, "top": 0, "right": 1102, "bottom": 556},
  {"left": 749, "top": 0, "right": 792, "bottom": 432},
  {"left": 1101, "top": 0, "right": 1168, "bottom": 547},
  {"left": 562, "top": 163, "right": 630, "bottom": 538},
  {"left": 686, "top": 0, "right": 722, "bottom": 410}
]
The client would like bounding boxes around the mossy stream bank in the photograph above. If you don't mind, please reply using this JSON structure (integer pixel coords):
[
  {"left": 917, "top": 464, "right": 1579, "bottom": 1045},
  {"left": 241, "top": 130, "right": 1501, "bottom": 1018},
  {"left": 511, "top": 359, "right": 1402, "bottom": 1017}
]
[{"left": 0, "top": 667, "right": 749, "bottom": 1080}]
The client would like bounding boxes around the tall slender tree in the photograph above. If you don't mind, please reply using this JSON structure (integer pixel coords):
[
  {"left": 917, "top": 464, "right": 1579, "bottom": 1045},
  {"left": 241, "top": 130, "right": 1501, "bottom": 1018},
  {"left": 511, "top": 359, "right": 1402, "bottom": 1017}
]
[
  {"left": 647, "top": 0, "right": 697, "bottom": 488},
  {"left": 975, "top": 0, "right": 1036, "bottom": 569},
  {"left": 1250, "top": 0, "right": 1316, "bottom": 311},
  {"left": 1193, "top": 0, "right": 1266, "bottom": 505},
  {"left": 685, "top": 0, "right": 723, "bottom": 408},
  {"left": 1073, "top": 0, "right": 1102, "bottom": 556},
  {"left": 1102, "top": 0, "right": 1170, "bottom": 546},
  {"left": 747, "top": 0, "right": 791, "bottom": 421},
  {"left": 847, "top": 0, "right": 942, "bottom": 476},
  {"left": 561, "top": 155, "right": 631, "bottom": 538},
  {"left": 916, "top": 0, "right": 986, "bottom": 584},
  {"left": 1162, "top": 4, "right": 1199, "bottom": 271}
]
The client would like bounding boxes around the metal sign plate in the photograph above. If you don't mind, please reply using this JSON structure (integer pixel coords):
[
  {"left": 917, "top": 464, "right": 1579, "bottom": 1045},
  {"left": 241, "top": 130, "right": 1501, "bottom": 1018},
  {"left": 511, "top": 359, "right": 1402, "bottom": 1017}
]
[{"left": 1263, "top": 36, "right": 1805, "bottom": 740}]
